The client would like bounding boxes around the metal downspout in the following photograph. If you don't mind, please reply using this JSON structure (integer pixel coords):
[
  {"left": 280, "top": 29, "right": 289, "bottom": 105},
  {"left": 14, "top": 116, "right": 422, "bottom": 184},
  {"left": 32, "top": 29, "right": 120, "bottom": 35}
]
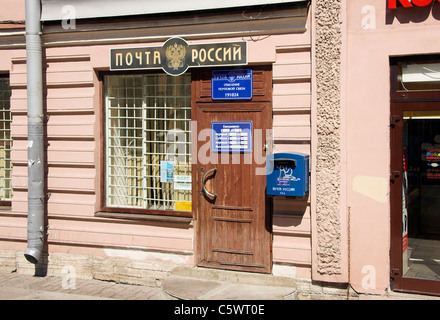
[{"left": 24, "top": 0, "right": 45, "bottom": 264}]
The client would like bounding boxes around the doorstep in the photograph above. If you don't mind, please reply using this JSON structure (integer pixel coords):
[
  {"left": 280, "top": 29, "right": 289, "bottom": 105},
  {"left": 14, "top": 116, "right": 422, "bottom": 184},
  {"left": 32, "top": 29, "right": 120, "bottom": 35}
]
[{"left": 161, "top": 266, "right": 297, "bottom": 300}]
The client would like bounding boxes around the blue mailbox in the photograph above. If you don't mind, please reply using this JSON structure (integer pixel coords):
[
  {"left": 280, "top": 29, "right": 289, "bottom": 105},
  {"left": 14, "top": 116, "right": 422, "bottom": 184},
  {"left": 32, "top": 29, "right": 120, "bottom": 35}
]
[{"left": 266, "top": 153, "right": 309, "bottom": 197}]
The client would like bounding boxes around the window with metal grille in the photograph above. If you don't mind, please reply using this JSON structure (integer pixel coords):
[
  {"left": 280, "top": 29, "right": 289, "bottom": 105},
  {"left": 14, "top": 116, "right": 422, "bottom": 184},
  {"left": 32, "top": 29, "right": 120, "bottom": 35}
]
[
  {"left": 0, "top": 77, "right": 12, "bottom": 202},
  {"left": 104, "top": 73, "right": 192, "bottom": 213}
]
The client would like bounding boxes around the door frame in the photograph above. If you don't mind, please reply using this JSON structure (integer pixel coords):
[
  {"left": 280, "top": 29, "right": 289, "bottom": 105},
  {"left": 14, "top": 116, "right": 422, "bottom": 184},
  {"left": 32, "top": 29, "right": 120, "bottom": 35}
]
[
  {"left": 390, "top": 57, "right": 440, "bottom": 296},
  {"left": 191, "top": 66, "right": 274, "bottom": 273}
]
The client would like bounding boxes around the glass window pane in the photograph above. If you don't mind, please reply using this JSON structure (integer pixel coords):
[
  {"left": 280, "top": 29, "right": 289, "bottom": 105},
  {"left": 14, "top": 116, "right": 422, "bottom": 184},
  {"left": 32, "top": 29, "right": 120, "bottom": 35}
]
[
  {"left": 0, "top": 77, "right": 12, "bottom": 201},
  {"left": 398, "top": 59, "right": 440, "bottom": 91},
  {"left": 104, "top": 73, "right": 191, "bottom": 212},
  {"left": 402, "top": 111, "right": 440, "bottom": 281}
]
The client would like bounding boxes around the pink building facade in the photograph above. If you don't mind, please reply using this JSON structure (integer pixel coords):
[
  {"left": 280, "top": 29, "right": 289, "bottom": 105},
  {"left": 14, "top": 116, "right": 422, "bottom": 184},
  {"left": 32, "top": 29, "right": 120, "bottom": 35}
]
[
  {"left": 347, "top": 0, "right": 440, "bottom": 296},
  {"left": 0, "top": 0, "right": 439, "bottom": 298}
]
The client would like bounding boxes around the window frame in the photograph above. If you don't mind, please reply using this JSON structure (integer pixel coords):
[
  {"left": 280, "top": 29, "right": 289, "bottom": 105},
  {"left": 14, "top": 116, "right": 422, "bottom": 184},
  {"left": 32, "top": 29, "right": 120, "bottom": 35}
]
[
  {"left": 391, "top": 54, "right": 440, "bottom": 102},
  {"left": 0, "top": 75, "right": 12, "bottom": 206},
  {"left": 99, "top": 70, "right": 194, "bottom": 218}
]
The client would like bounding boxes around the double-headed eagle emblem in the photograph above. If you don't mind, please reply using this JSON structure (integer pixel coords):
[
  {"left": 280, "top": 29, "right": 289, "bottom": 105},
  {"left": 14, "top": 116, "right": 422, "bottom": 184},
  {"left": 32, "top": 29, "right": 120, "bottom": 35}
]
[{"left": 165, "top": 42, "right": 186, "bottom": 71}]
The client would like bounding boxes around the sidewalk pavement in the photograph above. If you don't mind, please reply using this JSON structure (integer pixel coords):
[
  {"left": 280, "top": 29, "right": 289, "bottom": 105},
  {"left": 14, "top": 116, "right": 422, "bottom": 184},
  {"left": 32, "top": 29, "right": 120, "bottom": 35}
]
[
  {"left": 0, "top": 272, "right": 163, "bottom": 300},
  {"left": 3, "top": 270, "right": 440, "bottom": 301}
]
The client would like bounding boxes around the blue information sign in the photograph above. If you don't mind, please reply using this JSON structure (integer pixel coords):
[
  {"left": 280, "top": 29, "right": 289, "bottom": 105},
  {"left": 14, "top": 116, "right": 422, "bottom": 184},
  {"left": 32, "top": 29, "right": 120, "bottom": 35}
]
[
  {"left": 212, "top": 69, "right": 253, "bottom": 100},
  {"left": 211, "top": 121, "right": 253, "bottom": 153}
]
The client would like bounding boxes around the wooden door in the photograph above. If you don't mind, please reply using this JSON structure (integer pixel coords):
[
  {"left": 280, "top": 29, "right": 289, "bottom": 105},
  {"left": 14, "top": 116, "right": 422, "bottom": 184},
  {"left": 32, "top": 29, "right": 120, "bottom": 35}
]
[{"left": 193, "top": 67, "right": 273, "bottom": 273}]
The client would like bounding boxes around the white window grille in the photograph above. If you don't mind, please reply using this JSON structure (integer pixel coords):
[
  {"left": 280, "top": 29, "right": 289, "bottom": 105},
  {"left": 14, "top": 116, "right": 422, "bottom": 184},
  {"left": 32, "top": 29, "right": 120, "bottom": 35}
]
[
  {"left": 104, "top": 74, "right": 192, "bottom": 212},
  {"left": 0, "top": 77, "right": 12, "bottom": 201}
]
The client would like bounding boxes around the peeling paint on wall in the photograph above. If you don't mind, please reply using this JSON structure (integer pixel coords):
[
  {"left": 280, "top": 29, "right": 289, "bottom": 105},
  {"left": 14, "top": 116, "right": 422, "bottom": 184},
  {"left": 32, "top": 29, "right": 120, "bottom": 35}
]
[{"left": 353, "top": 176, "right": 388, "bottom": 203}]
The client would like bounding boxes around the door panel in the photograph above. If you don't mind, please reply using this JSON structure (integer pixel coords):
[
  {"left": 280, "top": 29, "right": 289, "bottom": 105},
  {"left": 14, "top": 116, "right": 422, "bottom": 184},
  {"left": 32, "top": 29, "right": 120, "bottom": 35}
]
[{"left": 194, "top": 101, "right": 272, "bottom": 273}]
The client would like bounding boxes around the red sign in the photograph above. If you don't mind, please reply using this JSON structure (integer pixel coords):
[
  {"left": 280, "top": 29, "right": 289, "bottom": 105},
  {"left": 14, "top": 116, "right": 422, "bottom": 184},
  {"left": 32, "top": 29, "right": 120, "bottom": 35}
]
[{"left": 388, "top": 0, "right": 439, "bottom": 9}]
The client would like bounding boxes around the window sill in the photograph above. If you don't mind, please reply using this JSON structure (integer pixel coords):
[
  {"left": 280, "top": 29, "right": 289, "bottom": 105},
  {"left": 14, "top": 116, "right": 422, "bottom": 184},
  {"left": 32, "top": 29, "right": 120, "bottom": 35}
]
[
  {"left": 95, "top": 211, "right": 193, "bottom": 224},
  {"left": 0, "top": 205, "right": 12, "bottom": 211}
]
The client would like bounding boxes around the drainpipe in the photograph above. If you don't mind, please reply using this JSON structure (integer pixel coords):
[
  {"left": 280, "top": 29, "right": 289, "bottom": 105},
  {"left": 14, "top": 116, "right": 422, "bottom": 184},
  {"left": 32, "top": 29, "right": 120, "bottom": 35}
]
[{"left": 24, "top": 0, "right": 45, "bottom": 264}]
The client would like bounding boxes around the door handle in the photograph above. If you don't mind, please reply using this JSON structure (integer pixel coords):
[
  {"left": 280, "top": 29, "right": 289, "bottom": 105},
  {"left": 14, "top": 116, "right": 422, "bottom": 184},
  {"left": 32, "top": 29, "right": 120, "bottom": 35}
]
[{"left": 202, "top": 168, "right": 217, "bottom": 199}]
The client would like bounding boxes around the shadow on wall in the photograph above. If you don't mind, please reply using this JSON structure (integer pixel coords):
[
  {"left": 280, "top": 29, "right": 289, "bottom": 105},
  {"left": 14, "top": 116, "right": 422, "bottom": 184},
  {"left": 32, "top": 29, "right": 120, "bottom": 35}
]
[
  {"left": 386, "top": 3, "right": 440, "bottom": 24},
  {"left": 272, "top": 198, "right": 309, "bottom": 228}
]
